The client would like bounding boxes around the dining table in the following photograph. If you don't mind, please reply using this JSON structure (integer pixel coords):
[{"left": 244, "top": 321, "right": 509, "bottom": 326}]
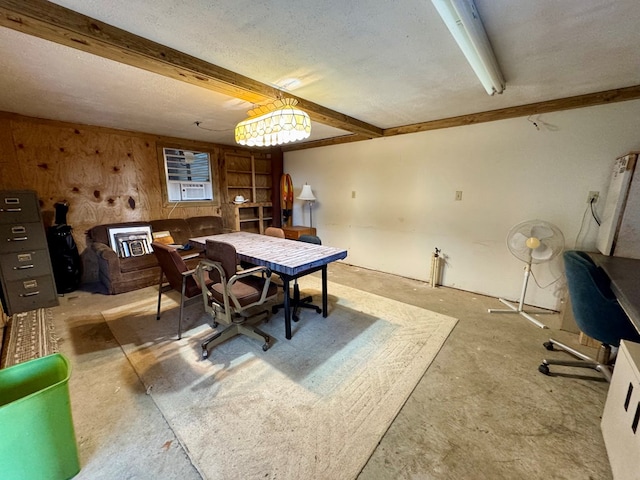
[{"left": 190, "top": 231, "right": 348, "bottom": 339}]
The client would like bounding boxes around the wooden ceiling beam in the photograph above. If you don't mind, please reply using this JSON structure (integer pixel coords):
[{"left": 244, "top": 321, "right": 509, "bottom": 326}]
[
  {"left": 384, "top": 85, "right": 640, "bottom": 137},
  {"left": 0, "top": 0, "right": 383, "bottom": 138},
  {"left": 282, "top": 133, "right": 370, "bottom": 152},
  {"left": 283, "top": 85, "right": 640, "bottom": 151}
]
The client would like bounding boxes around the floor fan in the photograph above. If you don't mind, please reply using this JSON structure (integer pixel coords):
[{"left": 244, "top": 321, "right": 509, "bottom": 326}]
[{"left": 489, "top": 219, "right": 565, "bottom": 328}]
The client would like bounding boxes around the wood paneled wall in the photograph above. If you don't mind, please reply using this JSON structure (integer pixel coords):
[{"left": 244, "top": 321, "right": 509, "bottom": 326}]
[{"left": 0, "top": 112, "right": 269, "bottom": 283}]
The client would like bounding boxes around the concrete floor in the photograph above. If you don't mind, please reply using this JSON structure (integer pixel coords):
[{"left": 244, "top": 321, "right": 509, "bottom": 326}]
[{"left": 52, "top": 262, "right": 612, "bottom": 479}]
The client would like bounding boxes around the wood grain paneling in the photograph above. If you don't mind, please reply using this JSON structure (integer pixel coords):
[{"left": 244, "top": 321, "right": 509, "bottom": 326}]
[
  {"left": 0, "top": 117, "right": 22, "bottom": 189},
  {"left": 0, "top": 113, "right": 277, "bottom": 283}
]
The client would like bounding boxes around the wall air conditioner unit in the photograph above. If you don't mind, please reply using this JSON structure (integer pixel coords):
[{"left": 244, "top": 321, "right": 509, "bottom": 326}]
[{"left": 180, "top": 182, "right": 207, "bottom": 200}]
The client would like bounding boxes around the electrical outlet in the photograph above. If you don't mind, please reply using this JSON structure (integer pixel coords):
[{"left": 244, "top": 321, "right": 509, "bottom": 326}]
[
  {"left": 587, "top": 191, "right": 599, "bottom": 203},
  {"left": 455, "top": 191, "right": 463, "bottom": 201}
]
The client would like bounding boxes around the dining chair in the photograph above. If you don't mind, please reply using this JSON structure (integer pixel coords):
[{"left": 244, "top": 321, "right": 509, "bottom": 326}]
[
  {"left": 152, "top": 242, "right": 211, "bottom": 339},
  {"left": 197, "top": 239, "right": 278, "bottom": 359},
  {"left": 240, "top": 226, "right": 285, "bottom": 271},
  {"left": 539, "top": 250, "right": 640, "bottom": 381},
  {"left": 264, "top": 227, "right": 285, "bottom": 238}
]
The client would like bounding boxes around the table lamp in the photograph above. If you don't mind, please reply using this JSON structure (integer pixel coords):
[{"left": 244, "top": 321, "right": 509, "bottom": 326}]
[{"left": 298, "top": 183, "right": 316, "bottom": 228}]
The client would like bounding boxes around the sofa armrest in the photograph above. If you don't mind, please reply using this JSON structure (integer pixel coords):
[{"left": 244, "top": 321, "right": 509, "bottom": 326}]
[
  {"left": 89, "top": 241, "right": 123, "bottom": 290},
  {"left": 91, "top": 241, "right": 116, "bottom": 259}
]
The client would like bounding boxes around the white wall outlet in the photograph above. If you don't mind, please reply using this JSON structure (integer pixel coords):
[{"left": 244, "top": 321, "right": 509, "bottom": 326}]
[
  {"left": 455, "top": 191, "right": 463, "bottom": 201},
  {"left": 587, "top": 191, "right": 599, "bottom": 203},
  {"left": 352, "top": 191, "right": 356, "bottom": 199}
]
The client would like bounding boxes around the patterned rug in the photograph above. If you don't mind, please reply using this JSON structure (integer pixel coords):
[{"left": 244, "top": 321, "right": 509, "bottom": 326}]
[
  {"left": 0, "top": 308, "right": 59, "bottom": 368},
  {"left": 102, "top": 277, "right": 458, "bottom": 479}
]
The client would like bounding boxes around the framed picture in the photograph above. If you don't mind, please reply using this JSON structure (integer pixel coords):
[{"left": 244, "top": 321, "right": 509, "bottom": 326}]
[{"left": 108, "top": 226, "right": 154, "bottom": 258}]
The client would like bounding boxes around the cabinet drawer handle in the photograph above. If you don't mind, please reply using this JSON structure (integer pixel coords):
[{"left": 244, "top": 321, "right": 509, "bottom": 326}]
[
  {"left": 8, "top": 237, "right": 28, "bottom": 242},
  {"left": 20, "top": 291, "right": 40, "bottom": 297},
  {"left": 633, "top": 402, "right": 640, "bottom": 434},
  {"left": 2, "top": 208, "right": 22, "bottom": 212},
  {"left": 13, "top": 264, "right": 34, "bottom": 270},
  {"left": 625, "top": 383, "right": 634, "bottom": 411}
]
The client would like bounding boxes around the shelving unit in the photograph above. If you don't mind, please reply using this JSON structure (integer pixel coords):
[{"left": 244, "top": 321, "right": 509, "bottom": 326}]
[
  {"left": 227, "top": 202, "right": 273, "bottom": 234},
  {"left": 222, "top": 152, "right": 273, "bottom": 233}
]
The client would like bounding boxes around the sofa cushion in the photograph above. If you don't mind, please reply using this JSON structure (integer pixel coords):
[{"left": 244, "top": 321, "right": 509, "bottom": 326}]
[
  {"left": 187, "top": 216, "right": 224, "bottom": 237},
  {"left": 119, "top": 253, "right": 158, "bottom": 273},
  {"left": 149, "top": 218, "right": 191, "bottom": 245}
]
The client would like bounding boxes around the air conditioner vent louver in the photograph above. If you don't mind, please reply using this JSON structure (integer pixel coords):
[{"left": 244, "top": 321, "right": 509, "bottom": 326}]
[{"left": 180, "top": 182, "right": 206, "bottom": 200}]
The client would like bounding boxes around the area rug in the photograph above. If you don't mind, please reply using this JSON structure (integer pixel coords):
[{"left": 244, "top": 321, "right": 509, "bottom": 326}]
[
  {"left": 102, "top": 277, "right": 458, "bottom": 479},
  {"left": 1, "top": 308, "right": 59, "bottom": 368}
]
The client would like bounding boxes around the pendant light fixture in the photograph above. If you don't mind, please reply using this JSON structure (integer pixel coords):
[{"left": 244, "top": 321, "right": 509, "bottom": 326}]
[{"left": 235, "top": 98, "right": 312, "bottom": 147}]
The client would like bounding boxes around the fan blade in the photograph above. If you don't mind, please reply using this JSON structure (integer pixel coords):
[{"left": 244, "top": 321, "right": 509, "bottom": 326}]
[
  {"left": 509, "top": 232, "right": 531, "bottom": 254},
  {"left": 530, "top": 225, "right": 553, "bottom": 240},
  {"left": 531, "top": 242, "right": 553, "bottom": 261}
]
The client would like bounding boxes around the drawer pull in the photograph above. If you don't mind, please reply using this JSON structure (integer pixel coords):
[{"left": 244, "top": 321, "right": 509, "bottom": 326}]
[
  {"left": 13, "top": 264, "right": 34, "bottom": 270},
  {"left": 11, "top": 226, "right": 26, "bottom": 234},
  {"left": 8, "top": 237, "right": 28, "bottom": 242},
  {"left": 20, "top": 291, "right": 40, "bottom": 297},
  {"left": 1, "top": 208, "right": 22, "bottom": 212},
  {"left": 633, "top": 402, "right": 640, "bottom": 434},
  {"left": 625, "top": 383, "right": 634, "bottom": 411}
]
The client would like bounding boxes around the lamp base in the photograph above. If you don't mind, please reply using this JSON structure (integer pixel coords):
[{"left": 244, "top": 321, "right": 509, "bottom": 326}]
[{"left": 306, "top": 200, "right": 314, "bottom": 229}]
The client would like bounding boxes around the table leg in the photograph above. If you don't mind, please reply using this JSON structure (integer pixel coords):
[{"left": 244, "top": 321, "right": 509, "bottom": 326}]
[
  {"left": 283, "top": 278, "right": 292, "bottom": 339},
  {"left": 322, "top": 265, "right": 328, "bottom": 318}
]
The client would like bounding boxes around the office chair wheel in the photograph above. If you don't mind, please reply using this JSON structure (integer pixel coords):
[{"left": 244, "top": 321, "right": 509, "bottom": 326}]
[
  {"left": 272, "top": 305, "right": 278, "bottom": 314},
  {"left": 538, "top": 363, "right": 550, "bottom": 375},
  {"left": 543, "top": 341, "right": 554, "bottom": 351},
  {"left": 293, "top": 313, "right": 299, "bottom": 322},
  {"left": 262, "top": 339, "right": 270, "bottom": 352},
  {"left": 314, "top": 307, "right": 322, "bottom": 314},
  {"left": 202, "top": 348, "right": 209, "bottom": 360}
]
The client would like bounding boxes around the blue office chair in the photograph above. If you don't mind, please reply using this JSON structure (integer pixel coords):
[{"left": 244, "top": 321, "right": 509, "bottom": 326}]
[{"left": 539, "top": 250, "right": 640, "bottom": 381}]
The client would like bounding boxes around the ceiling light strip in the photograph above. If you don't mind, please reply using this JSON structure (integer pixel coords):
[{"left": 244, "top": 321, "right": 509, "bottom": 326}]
[{"left": 432, "top": 0, "right": 505, "bottom": 95}]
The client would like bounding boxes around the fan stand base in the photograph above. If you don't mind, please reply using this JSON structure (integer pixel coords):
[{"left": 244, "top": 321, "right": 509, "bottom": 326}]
[{"left": 489, "top": 298, "right": 550, "bottom": 329}]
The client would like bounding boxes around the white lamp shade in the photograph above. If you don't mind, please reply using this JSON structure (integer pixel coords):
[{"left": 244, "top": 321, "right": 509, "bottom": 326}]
[{"left": 298, "top": 184, "right": 316, "bottom": 201}]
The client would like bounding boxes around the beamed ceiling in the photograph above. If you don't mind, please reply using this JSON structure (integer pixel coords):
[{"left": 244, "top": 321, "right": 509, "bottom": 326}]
[{"left": 1, "top": 0, "right": 640, "bottom": 150}]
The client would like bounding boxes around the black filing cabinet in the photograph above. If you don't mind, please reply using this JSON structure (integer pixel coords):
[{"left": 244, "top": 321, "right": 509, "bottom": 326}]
[{"left": 0, "top": 190, "right": 59, "bottom": 315}]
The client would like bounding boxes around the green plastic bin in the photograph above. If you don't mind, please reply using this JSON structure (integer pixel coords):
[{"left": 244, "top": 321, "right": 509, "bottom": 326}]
[{"left": 0, "top": 353, "right": 80, "bottom": 480}]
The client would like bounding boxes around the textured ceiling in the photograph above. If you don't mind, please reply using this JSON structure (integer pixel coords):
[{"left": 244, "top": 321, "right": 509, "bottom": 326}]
[{"left": 1, "top": 0, "right": 639, "bottom": 146}]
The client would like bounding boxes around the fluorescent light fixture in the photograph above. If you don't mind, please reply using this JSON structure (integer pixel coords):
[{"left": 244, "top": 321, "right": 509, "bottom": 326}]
[{"left": 431, "top": 0, "right": 505, "bottom": 95}]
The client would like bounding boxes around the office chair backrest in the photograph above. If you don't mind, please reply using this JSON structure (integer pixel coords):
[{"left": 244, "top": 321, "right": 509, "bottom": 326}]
[
  {"left": 298, "top": 234, "right": 321, "bottom": 245},
  {"left": 564, "top": 250, "right": 640, "bottom": 347},
  {"left": 152, "top": 242, "right": 201, "bottom": 297},
  {"left": 205, "top": 240, "right": 237, "bottom": 279}
]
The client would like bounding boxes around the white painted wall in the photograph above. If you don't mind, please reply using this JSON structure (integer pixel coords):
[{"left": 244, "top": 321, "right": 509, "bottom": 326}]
[{"left": 284, "top": 100, "right": 640, "bottom": 310}]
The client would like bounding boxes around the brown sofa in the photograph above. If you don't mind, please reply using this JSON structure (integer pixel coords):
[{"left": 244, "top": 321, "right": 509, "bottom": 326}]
[{"left": 87, "top": 216, "right": 225, "bottom": 294}]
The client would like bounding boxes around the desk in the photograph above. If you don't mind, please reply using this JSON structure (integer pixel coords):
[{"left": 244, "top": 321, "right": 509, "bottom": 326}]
[
  {"left": 282, "top": 226, "right": 316, "bottom": 240},
  {"left": 592, "top": 254, "right": 640, "bottom": 331},
  {"left": 190, "top": 232, "right": 348, "bottom": 339}
]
